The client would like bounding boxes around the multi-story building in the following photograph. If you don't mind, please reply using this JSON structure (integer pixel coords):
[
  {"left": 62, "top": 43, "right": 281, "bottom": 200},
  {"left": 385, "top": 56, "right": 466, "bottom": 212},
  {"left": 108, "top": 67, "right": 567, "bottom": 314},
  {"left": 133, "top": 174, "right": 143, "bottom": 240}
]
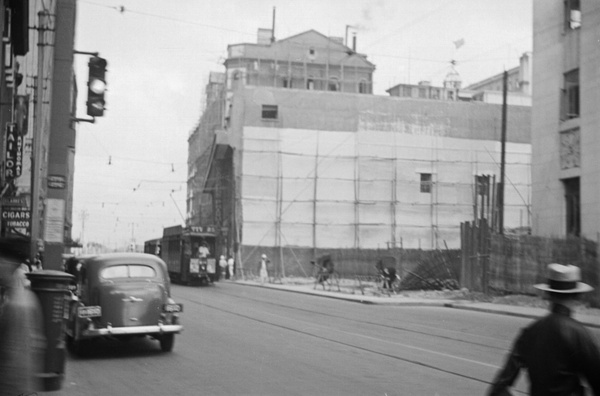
[
  {"left": 387, "top": 52, "right": 532, "bottom": 107},
  {"left": 0, "top": 0, "right": 78, "bottom": 268},
  {"left": 187, "top": 28, "right": 531, "bottom": 272},
  {"left": 531, "top": 0, "right": 599, "bottom": 239},
  {"left": 187, "top": 29, "right": 376, "bottom": 257}
]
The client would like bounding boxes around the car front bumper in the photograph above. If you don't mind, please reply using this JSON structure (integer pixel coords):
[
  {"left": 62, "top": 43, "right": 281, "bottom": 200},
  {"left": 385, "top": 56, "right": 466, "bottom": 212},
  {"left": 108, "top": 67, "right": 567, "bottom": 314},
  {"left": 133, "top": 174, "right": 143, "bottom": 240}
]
[{"left": 81, "top": 324, "right": 182, "bottom": 338}]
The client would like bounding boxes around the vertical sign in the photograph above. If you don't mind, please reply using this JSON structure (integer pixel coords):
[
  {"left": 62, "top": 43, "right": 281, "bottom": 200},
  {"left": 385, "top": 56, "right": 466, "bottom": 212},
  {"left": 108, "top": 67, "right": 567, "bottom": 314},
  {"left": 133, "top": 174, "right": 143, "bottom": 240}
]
[
  {"left": 44, "top": 198, "right": 65, "bottom": 243},
  {"left": 4, "top": 123, "right": 22, "bottom": 179},
  {"left": 15, "top": 95, "right": 29, "bottom": 136}
]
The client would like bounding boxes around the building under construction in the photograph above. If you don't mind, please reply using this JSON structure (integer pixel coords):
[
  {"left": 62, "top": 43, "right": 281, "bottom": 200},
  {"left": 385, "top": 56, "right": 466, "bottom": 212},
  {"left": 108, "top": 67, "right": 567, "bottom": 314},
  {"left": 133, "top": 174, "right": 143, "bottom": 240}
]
[{"left": 186, "top": 29, "right": 531, "bottom": 274}]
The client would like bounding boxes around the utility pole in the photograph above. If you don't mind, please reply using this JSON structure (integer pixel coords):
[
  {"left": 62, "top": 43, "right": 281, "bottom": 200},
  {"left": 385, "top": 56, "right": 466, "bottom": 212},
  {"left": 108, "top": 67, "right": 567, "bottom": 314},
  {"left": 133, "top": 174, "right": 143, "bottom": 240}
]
[
  {"left": 80, "top": 209, "right": 88, "bottom": 249},
  {"left": 499, "top": 70, "right": 508, "bottom": 235},
  {"left": 30, "top": 11, "right": 49, "bottom": 261}
]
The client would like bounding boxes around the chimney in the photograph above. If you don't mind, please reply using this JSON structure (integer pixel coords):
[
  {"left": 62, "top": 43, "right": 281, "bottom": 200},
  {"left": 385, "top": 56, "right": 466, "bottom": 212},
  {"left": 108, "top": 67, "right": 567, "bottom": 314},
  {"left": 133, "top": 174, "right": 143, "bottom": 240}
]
[
  {"left": 271, "top": 7, "right": 276, "bottom": 43},
  {"left": 257, "top": 28, "right": 272, "bottom": 45},
  {"left": 352, "top": 33, "right": 357, "bottom": 52}
]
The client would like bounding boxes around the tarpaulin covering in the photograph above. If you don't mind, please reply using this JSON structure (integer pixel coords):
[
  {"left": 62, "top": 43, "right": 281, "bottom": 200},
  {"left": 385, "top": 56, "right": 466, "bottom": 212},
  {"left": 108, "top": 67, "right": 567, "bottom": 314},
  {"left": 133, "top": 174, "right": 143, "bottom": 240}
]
[{"left": 241, "top": 126, "right": 531, "bottom": 249}]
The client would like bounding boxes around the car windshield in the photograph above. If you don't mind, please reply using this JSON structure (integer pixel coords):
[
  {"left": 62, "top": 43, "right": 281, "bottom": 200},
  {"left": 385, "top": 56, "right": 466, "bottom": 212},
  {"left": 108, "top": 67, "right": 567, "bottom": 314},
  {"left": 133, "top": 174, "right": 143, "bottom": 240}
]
[{"left": 101, "top": 264, "right": 157, "bottom": 280}]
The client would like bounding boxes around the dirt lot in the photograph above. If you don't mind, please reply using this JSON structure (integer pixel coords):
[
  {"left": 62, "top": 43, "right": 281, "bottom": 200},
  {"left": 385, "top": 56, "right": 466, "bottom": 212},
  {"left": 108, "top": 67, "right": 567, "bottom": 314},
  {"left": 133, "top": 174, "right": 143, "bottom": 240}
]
[{"left": 280, "top": 276, "right": 600, "bottom": 317}]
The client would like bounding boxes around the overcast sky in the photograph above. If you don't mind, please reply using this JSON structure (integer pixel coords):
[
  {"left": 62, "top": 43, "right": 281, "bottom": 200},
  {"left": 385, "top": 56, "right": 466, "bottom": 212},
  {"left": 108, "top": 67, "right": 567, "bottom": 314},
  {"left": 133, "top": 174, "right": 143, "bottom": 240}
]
[{"left": 71, "top": 0, "right": 532, "bottom": 249}]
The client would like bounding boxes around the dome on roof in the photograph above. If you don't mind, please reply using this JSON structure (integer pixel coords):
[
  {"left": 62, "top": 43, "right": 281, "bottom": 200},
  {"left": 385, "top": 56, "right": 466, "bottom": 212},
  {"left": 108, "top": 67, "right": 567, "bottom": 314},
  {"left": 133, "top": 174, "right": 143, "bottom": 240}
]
[{"left": 444, "top": 60, "right": 462, "bottom": 89}]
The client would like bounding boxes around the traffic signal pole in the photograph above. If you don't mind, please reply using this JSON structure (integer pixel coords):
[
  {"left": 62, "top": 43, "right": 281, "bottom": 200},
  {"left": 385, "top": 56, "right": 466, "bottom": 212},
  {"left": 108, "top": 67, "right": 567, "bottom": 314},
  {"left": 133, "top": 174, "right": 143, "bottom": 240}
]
[
  {"left": 499, "top": 70, "right": 508, "bottom": 235},
  {"left": 72, "top": 51, "right": 107, "bottom": 123}
]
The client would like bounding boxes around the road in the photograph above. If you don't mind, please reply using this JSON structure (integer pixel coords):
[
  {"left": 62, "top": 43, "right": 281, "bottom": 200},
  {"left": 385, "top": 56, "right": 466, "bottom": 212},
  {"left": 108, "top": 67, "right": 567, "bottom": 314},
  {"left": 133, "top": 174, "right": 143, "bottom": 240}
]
[{"left": 52, "top": 282, "right": 542, "bottom": 395}]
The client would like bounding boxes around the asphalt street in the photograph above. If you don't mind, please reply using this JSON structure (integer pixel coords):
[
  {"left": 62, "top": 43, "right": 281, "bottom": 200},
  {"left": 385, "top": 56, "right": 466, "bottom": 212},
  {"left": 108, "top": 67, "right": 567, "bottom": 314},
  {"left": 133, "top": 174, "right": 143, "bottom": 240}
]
[{"left": 44, "top": 281, "right": 563, "bottom": 396}]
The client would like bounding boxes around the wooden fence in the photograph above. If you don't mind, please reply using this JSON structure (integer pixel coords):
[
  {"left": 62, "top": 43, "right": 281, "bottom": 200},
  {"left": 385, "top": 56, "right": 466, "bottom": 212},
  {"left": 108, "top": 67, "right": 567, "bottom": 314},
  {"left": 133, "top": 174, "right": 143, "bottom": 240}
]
[
  {"left": 460, "top": 220, "right": 491, "bottom": 293},
  {"left": 461, "top": 224, "right": 600, "bottom": 306}
]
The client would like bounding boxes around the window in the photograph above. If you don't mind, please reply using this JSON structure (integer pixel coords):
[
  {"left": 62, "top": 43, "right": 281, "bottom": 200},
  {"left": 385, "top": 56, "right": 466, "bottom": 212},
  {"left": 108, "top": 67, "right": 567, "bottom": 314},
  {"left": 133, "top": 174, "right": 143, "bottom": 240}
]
[
  {"left": 420, "top": 173, "right": 432, "bottom": 193},
  {"left": 282, "top": 78, "right": 292, "bottom": 88},
  {"left": 358, "top": 80, "right": 368, "bottom": 94},
  {"left": 476, "top": 175, "right": 490, "bottom": 196},
  {"left": 562, "top": 69, "right": 579, "bottom": 120},
  {"left": 101, "top": 265, "right": 157, "bottom": 279},
  {"left": 565, "top": 0, "right": 581, "bottom": 30},
  {"left": 328, "top": 77, "right": 339, "bottom": 91},
  {"left": 261, "top": 104, "right": 278, "bottom": 119},
  {"left": 563, "top": 177, "right": 580, "bottom": 236}
]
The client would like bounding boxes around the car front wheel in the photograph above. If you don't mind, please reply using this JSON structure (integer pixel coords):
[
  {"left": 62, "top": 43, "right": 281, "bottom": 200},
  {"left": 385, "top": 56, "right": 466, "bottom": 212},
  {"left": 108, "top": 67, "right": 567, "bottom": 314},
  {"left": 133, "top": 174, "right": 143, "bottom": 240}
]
[{"left": 160, "top": 333, "right": 175, "bottom": 352}]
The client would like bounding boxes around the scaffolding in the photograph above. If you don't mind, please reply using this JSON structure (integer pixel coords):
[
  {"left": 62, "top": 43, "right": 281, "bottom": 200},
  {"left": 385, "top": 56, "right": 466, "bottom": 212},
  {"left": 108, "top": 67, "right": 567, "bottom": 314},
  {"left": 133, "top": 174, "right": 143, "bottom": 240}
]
[{"left": 240, "top": 126, "right": 531, "bottom": 251}]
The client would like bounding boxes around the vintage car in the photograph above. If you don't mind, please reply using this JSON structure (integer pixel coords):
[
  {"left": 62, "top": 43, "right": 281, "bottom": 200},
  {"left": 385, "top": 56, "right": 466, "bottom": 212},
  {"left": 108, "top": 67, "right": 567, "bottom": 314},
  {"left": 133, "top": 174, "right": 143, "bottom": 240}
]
[{"left": 64, "top": 252, "right": 182, "bottom": 353}]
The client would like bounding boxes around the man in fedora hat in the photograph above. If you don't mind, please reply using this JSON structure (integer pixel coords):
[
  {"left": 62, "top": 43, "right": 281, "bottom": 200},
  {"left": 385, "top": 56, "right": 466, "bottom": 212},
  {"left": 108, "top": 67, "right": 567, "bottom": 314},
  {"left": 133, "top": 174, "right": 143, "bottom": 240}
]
[{"left": 488, "top": 263, "right": 600, "bottom": 396}]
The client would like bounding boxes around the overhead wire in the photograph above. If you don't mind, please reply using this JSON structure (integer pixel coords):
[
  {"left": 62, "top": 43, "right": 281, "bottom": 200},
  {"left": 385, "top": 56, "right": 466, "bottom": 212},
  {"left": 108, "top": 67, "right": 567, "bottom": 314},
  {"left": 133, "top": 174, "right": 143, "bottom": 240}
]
[{"left": 74, "top": 1, "right": 534, "bottom": 247}]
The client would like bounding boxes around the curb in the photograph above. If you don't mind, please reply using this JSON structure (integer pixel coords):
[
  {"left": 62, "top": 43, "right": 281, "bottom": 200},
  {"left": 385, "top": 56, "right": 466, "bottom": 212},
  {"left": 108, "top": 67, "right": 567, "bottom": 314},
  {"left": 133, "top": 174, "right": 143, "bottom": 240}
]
[{"left": 229, "top": 280, "right": 600, "bottom": 328}]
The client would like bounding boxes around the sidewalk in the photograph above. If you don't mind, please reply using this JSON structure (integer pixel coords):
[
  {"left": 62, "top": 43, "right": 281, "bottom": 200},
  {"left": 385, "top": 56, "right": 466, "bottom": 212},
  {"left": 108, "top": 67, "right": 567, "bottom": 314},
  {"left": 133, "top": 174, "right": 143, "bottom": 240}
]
[{"left": 230, "top": 278, "right": 600, "bottom": 329}]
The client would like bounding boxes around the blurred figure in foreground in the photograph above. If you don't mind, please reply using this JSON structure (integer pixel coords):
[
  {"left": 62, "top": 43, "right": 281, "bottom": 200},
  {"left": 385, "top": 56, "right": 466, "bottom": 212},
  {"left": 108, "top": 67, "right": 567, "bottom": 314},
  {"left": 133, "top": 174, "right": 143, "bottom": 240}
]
[
  {"left": 0, "top": 239, "right": 45, "bottom": 395},
  {"left": 488, "top": 263, "right": 600, "bottom": 396}
]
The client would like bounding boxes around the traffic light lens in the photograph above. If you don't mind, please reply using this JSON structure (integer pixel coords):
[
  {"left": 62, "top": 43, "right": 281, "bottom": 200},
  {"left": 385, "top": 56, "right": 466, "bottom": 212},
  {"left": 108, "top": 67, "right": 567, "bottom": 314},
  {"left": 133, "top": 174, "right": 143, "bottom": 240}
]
[{"left": 90, "top": 79, "right": 106, "bottom": 94}]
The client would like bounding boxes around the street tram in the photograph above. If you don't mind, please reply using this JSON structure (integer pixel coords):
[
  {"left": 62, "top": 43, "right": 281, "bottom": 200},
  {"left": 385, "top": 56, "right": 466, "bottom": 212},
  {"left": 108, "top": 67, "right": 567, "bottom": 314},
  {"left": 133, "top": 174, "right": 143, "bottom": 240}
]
[{"left": 144, "top": 225, "right": 218, "bottom": 285}]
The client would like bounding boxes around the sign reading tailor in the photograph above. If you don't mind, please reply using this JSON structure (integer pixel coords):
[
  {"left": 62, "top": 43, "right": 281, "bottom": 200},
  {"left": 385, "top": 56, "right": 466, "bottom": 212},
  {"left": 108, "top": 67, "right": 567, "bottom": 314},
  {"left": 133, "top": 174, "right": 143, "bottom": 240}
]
[
  {"left": 4, "top": 123, "right": 22, "bottom": 179},
  {"left": 1, "top": 206, "right": 30, "bottom": 236}
]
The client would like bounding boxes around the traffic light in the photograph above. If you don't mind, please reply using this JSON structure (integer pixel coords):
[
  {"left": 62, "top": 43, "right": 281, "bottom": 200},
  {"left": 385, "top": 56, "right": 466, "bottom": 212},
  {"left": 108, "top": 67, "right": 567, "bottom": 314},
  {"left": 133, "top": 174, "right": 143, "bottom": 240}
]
[{"left": 86, "top": 56, "right": 107, "bottom": 117}]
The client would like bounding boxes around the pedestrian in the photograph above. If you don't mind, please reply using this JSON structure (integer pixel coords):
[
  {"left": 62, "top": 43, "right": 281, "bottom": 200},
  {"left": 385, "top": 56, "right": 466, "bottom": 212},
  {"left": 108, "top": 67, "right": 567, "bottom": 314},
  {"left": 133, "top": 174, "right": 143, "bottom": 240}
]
[
  {"left": 219, "top": 255, "right": 227, "bottom": 279},
  {"left": 0, "top": 239, "right": 45, "bottom": 395},
  {"left": 259, "top": 254, "right": 269, "bottom": 285},
  {"left": 198, "top": 241, "right": 210, "bottom": 258},
  {"left": 33, "top": 253, "right": 43, "bottom": 271},
  {"left": 227, "top": 256, "right": 235, "bottom": 279},
  {"left": 21, "top": 258, "right": 31, "bottom": 272},
  {"left": 487, "top": 263, "right": 600, "bottom": 396}
]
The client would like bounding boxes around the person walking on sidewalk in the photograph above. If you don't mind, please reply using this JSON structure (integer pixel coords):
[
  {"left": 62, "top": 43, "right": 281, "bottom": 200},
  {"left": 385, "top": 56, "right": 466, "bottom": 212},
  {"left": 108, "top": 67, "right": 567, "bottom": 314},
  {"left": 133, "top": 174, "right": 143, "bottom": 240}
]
[
  {"left": 227, "top": 256, "right": 235, "bottom": 279},
  {"left": 219, "top": 255, "right": 227, "bottom": 280},
  {"left": 258, "top": 254, "right": 269, "bottom": 285},
  {"left": 488, "top": 263, "right": 600, "bottom": 396}
]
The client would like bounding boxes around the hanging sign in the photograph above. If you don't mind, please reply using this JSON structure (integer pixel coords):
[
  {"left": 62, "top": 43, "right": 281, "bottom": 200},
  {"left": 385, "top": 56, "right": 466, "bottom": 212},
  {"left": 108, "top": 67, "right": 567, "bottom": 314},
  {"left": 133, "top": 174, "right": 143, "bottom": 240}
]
[{"left": 4, "top": 123, "right": 22, "bottom": 179}]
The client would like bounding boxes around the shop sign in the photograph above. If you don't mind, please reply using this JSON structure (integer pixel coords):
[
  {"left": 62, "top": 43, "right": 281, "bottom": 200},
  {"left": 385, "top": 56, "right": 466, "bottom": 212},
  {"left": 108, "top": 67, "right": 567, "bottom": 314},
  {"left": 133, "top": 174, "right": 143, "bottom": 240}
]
[
  {"left": 188, "top": 225, "right": 216, "bottom": 234},
  {"left": 1, "top": 206, "right": 30, "bottom": 235},
  {"left": 4, "top": 123, "right": 22, "bottom": 179},
  {"left": 48, "top": 175, "right": 66, "bottom": 189}
]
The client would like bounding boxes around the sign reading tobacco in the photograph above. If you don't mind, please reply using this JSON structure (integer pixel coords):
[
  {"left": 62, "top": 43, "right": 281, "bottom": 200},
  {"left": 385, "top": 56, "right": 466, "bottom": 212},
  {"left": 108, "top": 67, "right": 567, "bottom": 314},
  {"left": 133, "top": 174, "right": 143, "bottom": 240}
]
[
  {"left": 1, "top": 207, "right": 30, "bottom": 235},
  {"left": 4, "top": 123, "right": 22, "bottom": 179}
]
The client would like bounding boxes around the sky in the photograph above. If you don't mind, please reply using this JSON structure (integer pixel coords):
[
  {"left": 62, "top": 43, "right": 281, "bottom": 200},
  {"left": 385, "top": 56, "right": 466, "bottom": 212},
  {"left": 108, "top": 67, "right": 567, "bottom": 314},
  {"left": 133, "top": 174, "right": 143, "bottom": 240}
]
[{"left": 71, "top": 0, "right": 532, "bottom": 250}]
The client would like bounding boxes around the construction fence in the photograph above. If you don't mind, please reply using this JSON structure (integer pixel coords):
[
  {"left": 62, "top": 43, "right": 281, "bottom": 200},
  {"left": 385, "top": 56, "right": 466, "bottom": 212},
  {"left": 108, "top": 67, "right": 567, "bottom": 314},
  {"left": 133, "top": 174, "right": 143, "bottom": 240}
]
[
  {"left": 239, "top": 244, "right": 461, "bottom": 291},
  {"left": 462, "top": 220, "right": 600, "bottom": 306}
]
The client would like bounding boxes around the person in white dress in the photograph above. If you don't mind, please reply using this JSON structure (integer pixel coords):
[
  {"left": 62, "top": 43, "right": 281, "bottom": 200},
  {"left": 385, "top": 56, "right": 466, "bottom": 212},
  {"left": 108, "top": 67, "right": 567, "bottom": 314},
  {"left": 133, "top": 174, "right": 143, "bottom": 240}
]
[
  {"left": 227, "top": 256, "right": 235, "bottom": 279},
  {"left": 259, "top": 254, "right": 269, "bottom": 285}
]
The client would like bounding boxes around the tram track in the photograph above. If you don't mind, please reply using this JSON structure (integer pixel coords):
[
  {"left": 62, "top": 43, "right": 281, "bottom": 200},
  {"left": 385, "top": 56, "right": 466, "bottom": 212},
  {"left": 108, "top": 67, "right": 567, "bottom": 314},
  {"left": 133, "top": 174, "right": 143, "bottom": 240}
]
[
  {"left": 196, "top": 286, "right": 509, "bottom": 352},
  {"left": 175, "top": 287, "right": 527, "bottom": 394}
]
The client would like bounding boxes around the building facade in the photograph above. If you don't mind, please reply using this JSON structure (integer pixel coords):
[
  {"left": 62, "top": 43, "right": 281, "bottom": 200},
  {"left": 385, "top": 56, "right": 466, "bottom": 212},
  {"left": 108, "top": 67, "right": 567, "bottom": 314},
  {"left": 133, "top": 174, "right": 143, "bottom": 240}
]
[
  {"left": 188, "top": 29, "right": 531, "bottom": 271},
  {"left": 186, "top": 29, "right": 376, "bottom": 258},
  {"left": 0, "top": 0, "right": 78, "bottom": 268},
  {"left": 531, "top": 0, "right": 599, "bottom": 239}
]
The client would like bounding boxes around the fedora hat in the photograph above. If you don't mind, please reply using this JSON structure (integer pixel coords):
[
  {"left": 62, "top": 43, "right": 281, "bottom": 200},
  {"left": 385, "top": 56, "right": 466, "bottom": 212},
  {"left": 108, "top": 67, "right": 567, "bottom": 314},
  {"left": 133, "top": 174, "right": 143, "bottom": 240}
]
[{"left": 534, "top": 263, "right": 593, "bottom": 294}]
